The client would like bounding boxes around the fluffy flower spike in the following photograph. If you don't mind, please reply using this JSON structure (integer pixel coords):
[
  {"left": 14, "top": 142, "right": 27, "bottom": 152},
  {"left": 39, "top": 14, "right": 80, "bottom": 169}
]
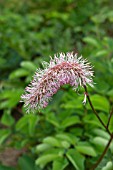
[{"left": 21, "top": 52, "right": 94, "bottom": 112}]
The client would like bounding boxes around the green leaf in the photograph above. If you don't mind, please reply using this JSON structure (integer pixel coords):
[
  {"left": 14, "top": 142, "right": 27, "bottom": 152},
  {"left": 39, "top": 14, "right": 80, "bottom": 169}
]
[
  {"left": 0, "top": 129, "right": 11, "bottom": 145},
  {"left": 46, "top": 112, "right": 60, "bottom": 128},
  {"left": 92, "top": 129, "right": 110, "bottom": 140},
  {"left": 109, "top": 116, "right": 113, "bottom": 133},
  {"left": 36, "top": 143, "right": 51, "bottom": 153},
  {"left": 87, "top": 94, "right": 110, "bottom": 113},
  {"left": 61, "top": 96, "right": 82, "bottom": 110},
  {"left": 35, "top": 153, "right": 59, "bottom": 168},
  {"left": 16, "top": 116, "right": 28, "bottom": 131},
  {"left": 91, "top": 137, "right": 108, "bottom": 152},
  {"left": 83, "top": 114, "right": 102, "bottom": 127},
  {"left": 66, "top": 149, "right": 85, "bottom": 170},
  {"left": 0, "top": 89, "right": 23, "bottom": 109},
  {"left": 61, "top": 141, "right": 70, "bottom": 149},
  {"left": 21, "top": 61, "right": 37, "bottom": 71},
  {"left": 18, "top": 155, "right": 37, "bottom": 170},
  {"left": 76, "top": 145, "right": 97, "bottom": 157},
  {"left": 94, "top": 79, "right": 110, "bottom": 94},
  {"left": 108, "top": 11, "right": 113, "bottom": 22},
  {"left": 61, "top": 116, "right": 80, "bottom": 128},
  {"left": 43, "top": 136, "right": 71, "bottom": 149},
  {"left": 56, "top": 133, "right": 77, "bottom": 145},
  {"left": 92, "top": 136, "right": 113, "bottom": 153},
  {"left": 9, "top": 68, "right": 29, "bottom": 79},
  {"left": 52, "top": 157, "right": 69, "bottom": 170},
  {"left": 91, "top": 14, "right": 107, "bottom": 23},
  {"left": 16, "top": 115, "right": 39, "bottom": 135},
  {"left": 28, "top": 115, "right": 39, "bottom": 136},
  {"left": 107, "top": 89, "right": 113, "bottom": 97},
  {"left": 83, "top": 37, "right": 100, "bottom": 47},
  {"left": 1, "top": 110, "right": 15, "bottom": 126},
  {"left": 102, "top": 161, "right": 113, "bottom": 170},
  {"left": 95, "top": 50, "right": 109, "bottom": 57},
  {"left": 43, "top": 136, "right": 61, "bottom": 147}
]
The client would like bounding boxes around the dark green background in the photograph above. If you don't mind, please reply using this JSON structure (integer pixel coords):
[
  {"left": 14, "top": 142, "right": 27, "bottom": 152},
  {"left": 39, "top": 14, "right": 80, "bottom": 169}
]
[{"left": 0, "top": 0, "right": 113, "bottom": 169}]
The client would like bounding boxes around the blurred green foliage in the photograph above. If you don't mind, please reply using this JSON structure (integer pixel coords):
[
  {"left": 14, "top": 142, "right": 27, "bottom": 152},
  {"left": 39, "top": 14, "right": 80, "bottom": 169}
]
[{"left": 0, "top": 0, "right": 113, "bottom": 169}]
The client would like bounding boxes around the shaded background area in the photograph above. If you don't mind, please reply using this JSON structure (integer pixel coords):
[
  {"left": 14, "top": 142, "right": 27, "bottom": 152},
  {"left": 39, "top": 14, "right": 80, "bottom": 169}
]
[{"left": 0, "top": 0, "right": 113, "bottom": 170}]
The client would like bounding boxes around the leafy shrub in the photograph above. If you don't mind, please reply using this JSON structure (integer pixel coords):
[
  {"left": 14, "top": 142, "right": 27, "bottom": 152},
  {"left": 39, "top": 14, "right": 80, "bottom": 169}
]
[{"left": 0, "top": 0, "right": 113, "bottom": 170}]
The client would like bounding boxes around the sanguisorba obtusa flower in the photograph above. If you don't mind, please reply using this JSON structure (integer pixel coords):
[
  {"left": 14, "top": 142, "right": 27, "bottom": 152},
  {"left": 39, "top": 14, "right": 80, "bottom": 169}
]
[{"left": 21, "top": 52, "right": 94, "bottom": 112}]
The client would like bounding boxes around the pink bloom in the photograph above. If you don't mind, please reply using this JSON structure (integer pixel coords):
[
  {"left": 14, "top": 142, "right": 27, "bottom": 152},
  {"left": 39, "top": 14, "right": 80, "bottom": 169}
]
[{"left": 21, "top": 52, "right": 94, "bottom": 112}]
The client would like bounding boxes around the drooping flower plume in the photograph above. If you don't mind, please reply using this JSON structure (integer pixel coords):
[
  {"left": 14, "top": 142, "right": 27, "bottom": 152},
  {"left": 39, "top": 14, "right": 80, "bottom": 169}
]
[{"left": 21, "top": 52, "right": 94, "bottom": 112}]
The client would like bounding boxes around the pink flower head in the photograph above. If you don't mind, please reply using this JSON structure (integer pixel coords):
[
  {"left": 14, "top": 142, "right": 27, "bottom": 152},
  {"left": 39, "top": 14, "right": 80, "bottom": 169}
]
[{"left": 21, "top": 52, "right": 94, "bottom": 112}]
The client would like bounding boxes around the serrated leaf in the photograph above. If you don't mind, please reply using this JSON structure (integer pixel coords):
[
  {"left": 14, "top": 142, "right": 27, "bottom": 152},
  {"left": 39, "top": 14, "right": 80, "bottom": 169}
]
[{"left": 66, "top": 149, "right": 85, "bottom": 170}]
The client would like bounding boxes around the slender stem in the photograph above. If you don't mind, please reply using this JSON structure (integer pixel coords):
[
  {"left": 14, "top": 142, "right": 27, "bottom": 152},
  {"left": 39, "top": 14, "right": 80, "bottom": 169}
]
[
  {"left": 83, "top": 86, "right": 113, "bottom": 169},
  {"left": 90, "top": 133, "right": 113, "bottom": 170},
  {"left": 107, "top": 106, "right": 113, "bottom": 129},
  {"left": 83, "top": 85, "right": 111, "bottom": 135}
]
